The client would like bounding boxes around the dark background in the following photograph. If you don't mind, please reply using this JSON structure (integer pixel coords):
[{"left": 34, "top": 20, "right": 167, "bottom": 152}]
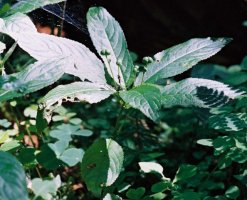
[{"left": 32, "top": 0, "right": 247, "bottom": 66}]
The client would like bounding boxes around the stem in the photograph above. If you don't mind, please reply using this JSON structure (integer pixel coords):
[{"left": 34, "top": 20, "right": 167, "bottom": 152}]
[
  {"left": 105, "top": 56, "right": 118, "bottom": 90},
  {"left": 58, "top": 0, "right": 67, "bottom": 37},
  {"left": 0, "top": 42, "right": 17, "bottom": 75},
  {"left": 112, "top": 102, "right": 125, "bottom": 139}
]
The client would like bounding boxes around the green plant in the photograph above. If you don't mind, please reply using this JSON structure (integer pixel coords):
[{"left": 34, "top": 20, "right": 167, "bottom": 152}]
[{"left": 0, "top": 1, "right": 246, "bottom": 199}]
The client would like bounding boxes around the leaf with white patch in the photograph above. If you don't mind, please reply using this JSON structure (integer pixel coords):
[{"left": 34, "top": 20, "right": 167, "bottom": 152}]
[
  {"left": 0, "top": 13, "right": 106, "bottom": 84},
  {"left": 208, "top": 113, "right": 247, "bottom": 131},
  {"left": 0, "top": 58, "right": 65, "bottom": 102},
  {"left": 139, "top": 38, "right": 230, "bottom": 84},
  {"left": 8, "top": 0, "right": 65, "bottom": 15},
  {"left": 120, "top": 84, "right": 162, "bottom": 121},
  {"left": 81, "top": 138, "right": 124, "bottom": 197},
  {"left": 87, "top": 7, "right": 134, "bottom": 88},
  {"left": 161, "top": 78, "right": 243, "bottom": 108},
  {"left": 41, "top": 82, "right": 115, "bottom": 122}
]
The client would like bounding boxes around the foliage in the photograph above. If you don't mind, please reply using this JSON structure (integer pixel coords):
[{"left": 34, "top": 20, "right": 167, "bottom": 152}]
[{"left": 0, "top": 0, "right": 246, "bottom": 199}]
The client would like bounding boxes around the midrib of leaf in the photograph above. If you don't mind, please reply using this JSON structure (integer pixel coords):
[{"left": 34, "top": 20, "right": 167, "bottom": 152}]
[
  {"left": 144, "top": 39, "right": 224, "bottom": 83},
  {"left": 94, "top": 12, "right": 125, "bottom": 86}
]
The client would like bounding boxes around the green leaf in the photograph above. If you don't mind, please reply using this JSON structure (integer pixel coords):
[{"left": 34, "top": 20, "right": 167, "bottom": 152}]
[
  {"left": 59, "top": 148, "right": 84, "bottom": 167},
  {"left": 173, "top": 164, "right": 197, "bottom": 183},
  {"left": 173, "top": 191, "right": 200, "bottom": 200},
  {"left": 0, "top": 13, "right": 107, "bottom": 84},
  {"left": 208, "top": 113, "right": 247, "bottom": 131},
  {"left": 161, "top": 78, "right": 243, "bottom": 108},
  {"left": 87, "top": 7, "right": 134, "bottom": 88},
  {"left": 103, "top": 193, "right": 122, "bottom": 200},
  {"left": 151, "top": 181, "right": 171, "bottom": 193},
  {"left": 31, "top": 175, "right": 61, "bottom": 200},
  {"left": 225, "top": 186, "right": 240, "bottom": 199},
  {"left": 126, "top": 187, "right": 145, "bottom": 200},
  {"left": 0, "top": 140, "right": 20, "bottom": 151},
  {"left": 234, "top": 170, "right": 247, "bottom": 187},
  {"left": 7, "top": 0, "right": 65, "bottom": 16},
  {"left": 139, "top": 37, "right": 230, "bottom": 84},
  {"left": 120, "top": 84, "right": 162, "bottom": 121},
  {"left": 36, "top": 145, "right": 63, "bottom": 170},
  {"left": 0, "top": 58, "right": 65, "bottom": 102},
  {"left": 81, "top": 138, "right": 124, "bottom": 197},
  {"left": 42, "top": 82, "right": 115, "bottom": 117},
  {"left": 0, "top": 151, "right": 28, "bottom": 200},
  {"left": 49, "top": 124, "right": 92, "bottom": 142}
]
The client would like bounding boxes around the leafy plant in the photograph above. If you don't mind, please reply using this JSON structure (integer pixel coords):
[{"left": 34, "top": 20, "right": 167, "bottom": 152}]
[{"left": 0, "top": 1, "right": 245, "bottom": 199}]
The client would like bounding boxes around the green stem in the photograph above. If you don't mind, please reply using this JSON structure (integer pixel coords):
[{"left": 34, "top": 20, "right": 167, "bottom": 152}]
[{"left": 0, "top": 42, "right": 17, "bottom": 75}]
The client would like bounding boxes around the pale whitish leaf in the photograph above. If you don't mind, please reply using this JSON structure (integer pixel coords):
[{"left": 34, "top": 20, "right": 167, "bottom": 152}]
[
  {"left": 0, "top": 151, "right": 28, "bottom": 200},
  {"left": 81, "top": 138, "right": 124, "bottom": 197},
  {"left": 0, "top": 13, "right": 106, "bottom": 84},
  {"left": 31, "top": 175, "right": 61, "bottom": 200},
  {"left": 120, "top": 84, "right": 161, "bottom": 121},
  {"left": 8, "top": 0, "right": 65, "bottom": 15},
  {"left": 0, "top": 41, "right": 6, "bottom": 53},
  {"left": 87, "top": 7, "right": 134, "bottom": 88},
  {"left": 0, "top": 58, "right": 65, "bottom": 102},
  {"left": 208, "top": 113, "right": 247, "bottom": 131},
  {"left": 197, "top": 139, "right": 213, "bottom": 147},
  {"left": 161, "top": 78, "right": 243, "bottom": 108},
  {"left": 139, "top": 162, "right": 163, "bottom": 175},
  {"left": 49, "top": 124, "right": 93, "bottom": 142},
  {"left": 103, "top": 193, "right": 122, "bottom": 200},
  {"left": 42, "top": 82, "right": 115, "bottom": 121},
  {"left": 60, "top": 148, "right": 84, "bottom": 167},
  {"left": 139, "top": 38, "right": 230, "bottom": 84}
]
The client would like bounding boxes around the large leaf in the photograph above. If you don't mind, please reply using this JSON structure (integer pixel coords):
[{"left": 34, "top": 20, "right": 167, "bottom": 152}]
[
  {"left": 0, "top": 58, "right": 65, "bottom": 102},
  {"left": 0, "top": 151, "right": 28, "bottom": 200},
  {"left": 87, "top": 7, "right": 134, "bottom": 88},
  {"left": 7, "top": 0, "right": 65, "bottom": 16},
  {"left": 119, "top": 84, "right": 161, "bottom": 121},
  {"left": 208, "top": 113, "right": 247, "bottom": 132},
  {"left": 41, "top": 82, "right": 115, "bottom": 121},
  {"left": 138, "top": 38, "right": 230, "bottom": 84},
  {"left": 0, "top": 13, "right": 106, "bottom": 84},
  {"left": 161, "top": 78, "right": 243, "bottom": 108},
  {"left": 81, "top": 138, "right": 124, "bottom": 197}
]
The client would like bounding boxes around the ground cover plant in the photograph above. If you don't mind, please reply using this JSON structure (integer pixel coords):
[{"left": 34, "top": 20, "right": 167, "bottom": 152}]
[{"left": 0, "top": 0, "right": 246, "bottom": 199}]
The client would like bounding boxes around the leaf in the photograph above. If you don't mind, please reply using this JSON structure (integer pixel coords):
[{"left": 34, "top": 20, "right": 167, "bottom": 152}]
[
  {"left": 161, "top": 78, "right": 243, "bottom": 109},
  {"left": 208, "top": 113, "right": 247, "bottom": 131},
  {"left": 7, "top": 0, "right": 65, "bottom": 16},
  {"left": 103, "top": 193, "right": 122, "bottom": 200},
  {"left": 225, "top": 186, "right": 240, "bottom": 199},
  {"left": 0, "top": 13, "right": 106, "bottom": 84},
  {"left": 59, "top": 148, "right": 84, "bottom": 167},
  {"left": 197, "top": 139, "right": 213, "bottom": 147},
  {"left": 31, "top": 175, "right": 61, "bottom": 200},
  {"left": 42, "top": 82, "right": 115, "bottom": 109},
  {"left": 173, "top": 191, "right": 200, "bottom": 200},
  {"left": 81, "top": 138, "right": 124, "bottom": 197},
  {"left": 87, "top": 7, "right": 134, "bottom": 88},
  {"left": 120, "top": 84, "right": 162, "bottom": 121},
  {"left": 126, "top": 187, "right": 145, "bottom": 200},
  {"left": 0, "top": 151, "right": 28, "bottom": 200},
  {"left": 151, "top": 181, "right": 171, "bottom": 193},
  {"left": 49, "top": 124, "right": 92, "bottom": 142},
  {"left": 0, "top": 140, "right": 20, "bottom": 151},
  {"left": 173, "top": 164, "right": 197, "bottom": 183},
  {"left": 139, "top": 162, "right": 164, "bottom": 176},
  {"left": 0, "top": 41, "right": 5, "bottom": 53},
  {"left": 0, "top": 58, "right": 65, "bottom": 102},
  {"left": 42, "top": 82, "right": 115, "bottom": 122},
  {"left": 140, "top": 37, "right": 230, "bottom": 83}
]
